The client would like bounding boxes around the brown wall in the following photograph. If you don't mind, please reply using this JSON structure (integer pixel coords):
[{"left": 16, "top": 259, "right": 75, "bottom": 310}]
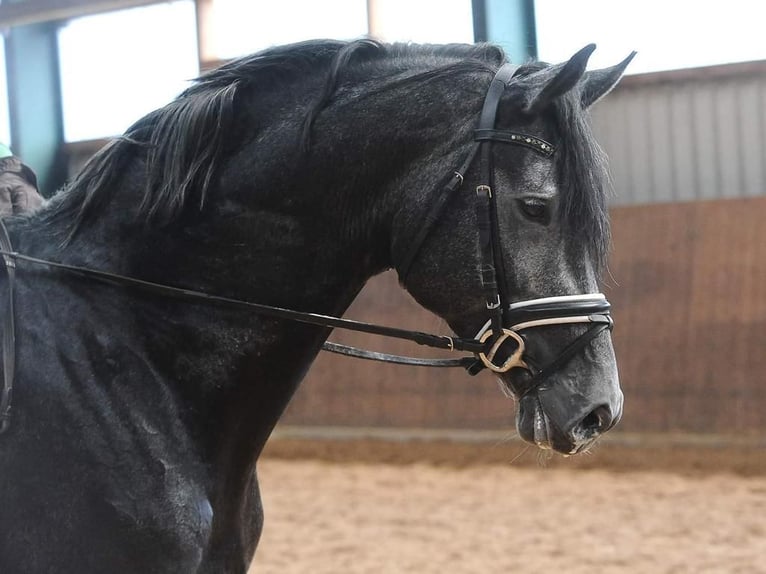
[
  {"left": 282, "top": 197, "right": 766, "bottom": 436},
  {"left": 608, "top": 197, "right": 766, "bottom": 435}
]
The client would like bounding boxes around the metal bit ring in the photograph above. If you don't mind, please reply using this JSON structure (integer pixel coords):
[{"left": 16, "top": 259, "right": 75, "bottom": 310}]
[{"left": 477, "top": 328, "right": 527, "bottom": 373}]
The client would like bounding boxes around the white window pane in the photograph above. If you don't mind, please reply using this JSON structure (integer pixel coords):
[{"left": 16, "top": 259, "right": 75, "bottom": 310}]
[
  {"left": 370, "top": 0, "right": 473, "bottom": 44},
  {"left": 210, "top": 0, "right": 368, "bottom": 60},
  {"left": 535, "top": 0, "right": 766, "bottom": 74},
  {"left": 58, "top": 1, "right": 199, "bottom": 141},
  {"left": 0, "top": 42, "right": 10, "bottom": 145}
]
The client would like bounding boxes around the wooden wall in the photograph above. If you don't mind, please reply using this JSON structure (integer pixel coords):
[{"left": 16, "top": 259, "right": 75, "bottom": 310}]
[
  {"left": 282, "top": 197, "right": 766, "bottom": 437},
  {"left": 608, "top": 197, "right": 766, "bottom": 435}
]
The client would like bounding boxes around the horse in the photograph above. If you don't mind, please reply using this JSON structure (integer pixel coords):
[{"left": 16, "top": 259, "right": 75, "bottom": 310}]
[{"left": 0, "top": 39, "right": 632, "bottom": 572}]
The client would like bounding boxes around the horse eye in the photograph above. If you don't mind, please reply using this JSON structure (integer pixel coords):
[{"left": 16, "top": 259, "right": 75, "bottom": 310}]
[{"left": 518, "top": 198, "right": 548, "bottom": 222}]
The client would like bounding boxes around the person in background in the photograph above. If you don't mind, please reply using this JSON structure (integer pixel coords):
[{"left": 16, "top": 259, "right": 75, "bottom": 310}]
[{"left": 0, "top": 142, "right": 44, "bottom": 216}]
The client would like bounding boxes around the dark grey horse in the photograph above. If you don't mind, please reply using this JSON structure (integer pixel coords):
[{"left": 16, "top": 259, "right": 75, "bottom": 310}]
[{"left": 0, "top": 40, "right": 630, "bottom": 572}]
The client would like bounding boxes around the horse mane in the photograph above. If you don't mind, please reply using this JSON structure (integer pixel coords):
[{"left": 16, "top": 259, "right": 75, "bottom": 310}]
[
  {"left": 558, "top": 92, "right": 612, "bottom": 272},
  {"left": 42, "top": 39, "right": 609, "bottom": 269},
  {"left": 42, "top": 39, "right": 504, "bottom": 239}
]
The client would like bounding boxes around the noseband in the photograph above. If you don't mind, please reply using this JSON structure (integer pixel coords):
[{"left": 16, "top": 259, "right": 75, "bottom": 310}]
[{"left": 0, "top": 63, "right": 612, "bottom": 435}]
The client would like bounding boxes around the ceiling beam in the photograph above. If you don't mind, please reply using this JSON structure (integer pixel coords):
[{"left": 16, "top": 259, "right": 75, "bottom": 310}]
[{"left": 0, "top": 0, "right": 164, "bottom": 28}]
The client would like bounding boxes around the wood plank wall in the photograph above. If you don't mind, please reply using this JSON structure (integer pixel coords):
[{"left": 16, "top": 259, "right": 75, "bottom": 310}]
[
  {"left": 607, "top": 198, "right": 766, "bottom": 435},
  {"left": 282, "top": 198, "right": 766, "bottom": 436}
]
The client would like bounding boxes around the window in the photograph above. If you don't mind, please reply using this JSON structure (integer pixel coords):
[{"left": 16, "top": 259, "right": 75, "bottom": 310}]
[
  {"left": 535, "top": 0, "right": 766, "bottom": 74},
  {"left": 205, "top": 0, "right": 473, "bottom": 61},
  {"left": 369, "top": 0, "right": 473, "bottom": 44},
  {"left": 51, "top": 0, "right": 478, "bottom": 141},
  {"left": 208, "top": 0, "right": 368, "bottom": 61},
  {"left": 0, "top": 41, "right": 10, "bottom": 145},
  {"left": 57, "top": 1, "right": 199, "bottom": 141}
]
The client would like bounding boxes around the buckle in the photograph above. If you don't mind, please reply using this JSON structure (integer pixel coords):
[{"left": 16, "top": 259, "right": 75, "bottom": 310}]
[
  {"left": 476, "top": 184, "right": 492, "bottom": 198},
  {"left": 486, "top": 294, "right": 501, "bottom": 310},
  {"left": 477, "top": 329, "right": 527, "bottom": 373}
]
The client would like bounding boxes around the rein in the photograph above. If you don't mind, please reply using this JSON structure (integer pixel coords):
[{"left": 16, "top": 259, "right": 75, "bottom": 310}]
[
  {"left": 0, "top": 223, "right": 15, "bottom": 434},
  {"left": 0, "top": 62, "right": 614, "bottom": 435},
  {"left": 0, "top": 222, "right": 492, "bottom": 434}
]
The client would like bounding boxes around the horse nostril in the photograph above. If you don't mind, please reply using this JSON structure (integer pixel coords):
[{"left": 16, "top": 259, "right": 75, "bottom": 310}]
[{"left": 579, "top": 405, "right": 612, "bottom": 434}]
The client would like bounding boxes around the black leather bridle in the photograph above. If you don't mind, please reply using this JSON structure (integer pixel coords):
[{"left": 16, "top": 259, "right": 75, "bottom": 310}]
[
  {"left": 0, "top": 63, "right": 612, "bottom": 435},
  {"left": 397, "top": 62, "right": 613, "bottom": 378}
]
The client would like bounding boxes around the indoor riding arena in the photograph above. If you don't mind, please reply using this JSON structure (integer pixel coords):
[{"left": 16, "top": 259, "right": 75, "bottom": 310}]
[{"left": 1, "top": 2, "right": 764, "bottom": 574}]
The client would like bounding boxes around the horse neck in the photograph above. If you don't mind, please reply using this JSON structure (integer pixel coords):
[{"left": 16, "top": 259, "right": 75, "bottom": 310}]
[
  {"left": 6, "top": 149, "right": 385, "bottom": 470},
  {"left": 9, "top": 65, "right": 483, "bottom": 460},
  {"left": 11, "top": 186, "right": 365, "bottom": 448}
]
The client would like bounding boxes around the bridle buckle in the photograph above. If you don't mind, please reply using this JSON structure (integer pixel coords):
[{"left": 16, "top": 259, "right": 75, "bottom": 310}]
[
  {"left": 476, "top": 184, "right": 492, "bottom": 198},
  {"left": 477, "top": 328, "right": 527, "bottom": 373}
]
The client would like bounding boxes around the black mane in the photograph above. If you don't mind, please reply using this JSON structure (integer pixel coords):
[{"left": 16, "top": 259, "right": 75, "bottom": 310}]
[
  {"left": 41, "top": 39, "right": 609, "bottom": 268},
  {"left": 42, "top": 39, "right": 504, "bottom": 237},
  {"left": 556, "top": 88, "right": 611, "bottom": 272}
]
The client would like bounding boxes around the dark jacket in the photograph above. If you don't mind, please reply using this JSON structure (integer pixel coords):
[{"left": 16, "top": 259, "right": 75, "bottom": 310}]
[{"left": 0, "top": 156, "right": 44, "bottom": 216}]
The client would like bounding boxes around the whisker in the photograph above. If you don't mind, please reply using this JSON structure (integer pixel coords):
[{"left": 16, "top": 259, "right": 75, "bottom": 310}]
[
  {"left": 581, "top": 435, "right": 602, "bottom": 455},
  {"left": 508, "top": 444, "right": 531, "bottom": 465},
  {"left": 602, "top": 263, "right": 620, "bottom": 289},
  {"left": 536, "top": 449, "right": 553, "bottom": 468}
]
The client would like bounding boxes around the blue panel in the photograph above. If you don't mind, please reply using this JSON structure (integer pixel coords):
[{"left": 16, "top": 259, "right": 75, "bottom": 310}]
[
  {"left": 476, "top": 0, "right": 536, "bottom": 61},
  {"left": 5, "top": 22, "right": 64, "bottom": 195}
]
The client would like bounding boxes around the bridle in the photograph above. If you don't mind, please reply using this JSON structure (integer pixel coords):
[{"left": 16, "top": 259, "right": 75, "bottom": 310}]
[
  {"left": 0, "top": 63, "right": 612, "bottom": 435},
  {"left": 397, "top": 62, "right": 613, "bottom": 379}
]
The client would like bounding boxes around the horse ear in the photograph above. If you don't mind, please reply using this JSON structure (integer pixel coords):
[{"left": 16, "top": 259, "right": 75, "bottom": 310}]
[
  {"left": 517, "top": 44, "right": 597, "bottom": 114},
  {"left": 580, "top": 52, "right": 637, "bottom": 109}
]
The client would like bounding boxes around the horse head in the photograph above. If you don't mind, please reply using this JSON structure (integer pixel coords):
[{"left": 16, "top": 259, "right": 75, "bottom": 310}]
[{"left": 396, "top": 46, "right": 634, "bottom": 455}]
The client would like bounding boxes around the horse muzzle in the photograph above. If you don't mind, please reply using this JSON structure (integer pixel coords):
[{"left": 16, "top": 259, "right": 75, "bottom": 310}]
[
  {"left": 471, "top": 293, "right": 621, "bottom": 454},
  {"left": 516, "top": 387, "right": 623, "bottom": 454}
]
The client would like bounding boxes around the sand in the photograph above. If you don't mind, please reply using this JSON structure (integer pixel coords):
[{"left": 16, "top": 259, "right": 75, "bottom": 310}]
[{"left": 247, "top": 439, "right": 766, "bottom": 573}]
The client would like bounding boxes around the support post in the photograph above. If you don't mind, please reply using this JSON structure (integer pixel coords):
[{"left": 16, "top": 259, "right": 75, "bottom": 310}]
[
  {"left": 472, "top": 0, "right": 536, "bottom": 61},
  {"left": 4, "top": 19, "right": 65, "bottom": 195}
]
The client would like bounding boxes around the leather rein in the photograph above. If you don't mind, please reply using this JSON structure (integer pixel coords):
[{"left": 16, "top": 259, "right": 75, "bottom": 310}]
[{"left": 0, "top": 63, "right": 613, "bottom": 435}]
